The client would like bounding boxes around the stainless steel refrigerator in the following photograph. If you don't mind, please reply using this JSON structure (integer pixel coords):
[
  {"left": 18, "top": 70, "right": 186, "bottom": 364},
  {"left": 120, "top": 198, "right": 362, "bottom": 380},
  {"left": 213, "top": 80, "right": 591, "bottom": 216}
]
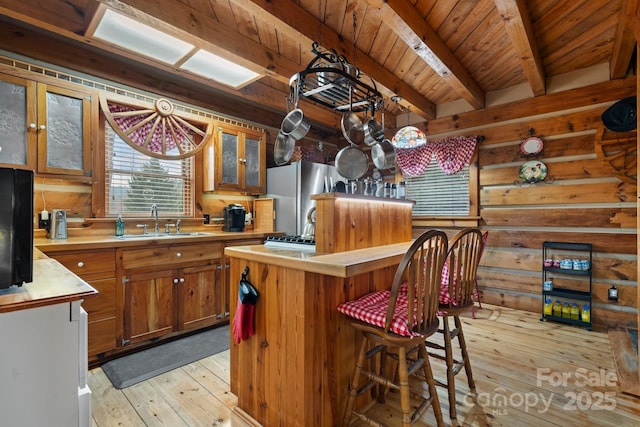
[{"left": 265, "top": 161, "right": 342, "bottom": 236}]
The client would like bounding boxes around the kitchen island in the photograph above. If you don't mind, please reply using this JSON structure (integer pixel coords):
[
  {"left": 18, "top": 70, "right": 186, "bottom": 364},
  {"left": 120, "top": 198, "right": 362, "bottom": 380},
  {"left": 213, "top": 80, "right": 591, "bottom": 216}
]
[{"left": 225, "top": 241, "right": 413, "bottom": 426}]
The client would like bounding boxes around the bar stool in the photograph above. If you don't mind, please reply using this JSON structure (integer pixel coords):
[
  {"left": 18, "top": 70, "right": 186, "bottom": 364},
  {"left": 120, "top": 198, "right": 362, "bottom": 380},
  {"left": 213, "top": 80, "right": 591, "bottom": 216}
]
[
  {"left": 427, "top": 228, "right": 483, "bottom": 420},
  {"left": 337, "top": 230, "right": 448, "bottom": 427}
]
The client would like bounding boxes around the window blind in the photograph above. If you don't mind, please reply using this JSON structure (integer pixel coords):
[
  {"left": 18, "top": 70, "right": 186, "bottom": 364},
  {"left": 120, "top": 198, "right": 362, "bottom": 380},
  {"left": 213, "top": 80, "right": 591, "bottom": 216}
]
[
  {"left": 105, "top": 124, "right": 194, "bottom": 217},
  {"left": 406, "top": 160, "right": 470, "bottom": 216}
]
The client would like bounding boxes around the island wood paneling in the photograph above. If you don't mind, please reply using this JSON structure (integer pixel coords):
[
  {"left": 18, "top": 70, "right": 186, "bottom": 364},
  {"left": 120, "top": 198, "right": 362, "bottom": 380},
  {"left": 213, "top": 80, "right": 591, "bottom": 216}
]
[{"left": 416, "top": 78, "right": 637, "bottom": 331}]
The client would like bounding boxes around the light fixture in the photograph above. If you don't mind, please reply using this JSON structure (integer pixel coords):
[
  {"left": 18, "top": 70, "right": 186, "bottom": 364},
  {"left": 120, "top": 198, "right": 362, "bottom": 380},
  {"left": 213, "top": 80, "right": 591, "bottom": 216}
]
[
  {"left": 180, "top": 50, "right": 260, "bottom": 89},
  {"left": 91, "top": 8, "right": 261, "bottom": 89},
  {"left": 608, "top": 285, "right": 618, "bottom": 301}
]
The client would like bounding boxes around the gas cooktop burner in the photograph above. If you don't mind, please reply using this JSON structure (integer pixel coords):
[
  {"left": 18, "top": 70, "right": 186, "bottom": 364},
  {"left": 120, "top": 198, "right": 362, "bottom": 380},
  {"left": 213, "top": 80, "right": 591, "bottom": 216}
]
[{"left": 264, "top": 235, "right": 316, "bottom": 250}]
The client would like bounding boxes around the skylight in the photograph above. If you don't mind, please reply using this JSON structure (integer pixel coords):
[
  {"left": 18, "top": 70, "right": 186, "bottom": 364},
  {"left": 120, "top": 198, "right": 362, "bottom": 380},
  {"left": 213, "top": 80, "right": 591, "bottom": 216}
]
[
  {"left": 181, "top": 50, "right": 260, "bottom": 89},
  {"left": 94, "top": 9, "right": 194, "bottom": 64},
  {"left": 92, "top": 8, "right": 261, "bottom": 89}
]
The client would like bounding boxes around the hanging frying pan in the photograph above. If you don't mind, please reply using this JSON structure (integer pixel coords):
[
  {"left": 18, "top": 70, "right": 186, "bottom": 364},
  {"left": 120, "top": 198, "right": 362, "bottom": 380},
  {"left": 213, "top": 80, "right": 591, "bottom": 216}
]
[
  {"left": 335, "top": 144, "right": 369, "bottom": 180},
  {"left": 273, "top": 131, "right": 295, "bottom": 166}
]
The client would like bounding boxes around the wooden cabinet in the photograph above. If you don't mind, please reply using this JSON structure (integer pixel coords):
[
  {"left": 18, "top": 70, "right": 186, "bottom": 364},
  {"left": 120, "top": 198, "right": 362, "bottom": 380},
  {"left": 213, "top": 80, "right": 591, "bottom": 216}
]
[
  {"left": 47, "top": 249, "right": 117, "bottom": 361},
  {"left": 119, "top": 242, "right": 225, "bottom": 346},
  {"left": 0, "top": 72, "right": 93, "bottom": 176},
  {"left": 204, "top": 121, "right": 266, "bottom": 194}
]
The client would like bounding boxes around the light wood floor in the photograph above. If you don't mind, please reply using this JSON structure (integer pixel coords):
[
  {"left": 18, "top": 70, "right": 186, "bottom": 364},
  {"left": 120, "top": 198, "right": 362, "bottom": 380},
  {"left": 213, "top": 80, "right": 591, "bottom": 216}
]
[{"left": 88, "top": 305, "right": 640, "bottom": 426}]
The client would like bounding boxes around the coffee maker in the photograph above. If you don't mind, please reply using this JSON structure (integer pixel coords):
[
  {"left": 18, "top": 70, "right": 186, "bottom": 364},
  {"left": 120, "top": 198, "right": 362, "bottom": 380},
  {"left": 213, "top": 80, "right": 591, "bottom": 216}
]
[
  {"left": 223, "top": 204, "right": 246, "bottom": 232},
  {"left": 50, "top": 209, "right": 68, "bottom": 239}
]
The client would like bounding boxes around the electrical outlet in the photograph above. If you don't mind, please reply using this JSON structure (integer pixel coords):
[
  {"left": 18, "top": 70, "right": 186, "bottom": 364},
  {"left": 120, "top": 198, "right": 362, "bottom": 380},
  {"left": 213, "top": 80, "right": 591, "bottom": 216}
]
[{"left": 38, "top": 213, "right": 50, "bottom": 230}]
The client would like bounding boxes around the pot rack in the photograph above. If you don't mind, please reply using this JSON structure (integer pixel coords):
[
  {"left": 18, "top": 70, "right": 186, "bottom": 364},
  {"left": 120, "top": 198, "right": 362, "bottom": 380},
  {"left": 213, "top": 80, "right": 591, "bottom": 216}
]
[{"left": 289, "top": 42, "right": 383, "bottom": 113}]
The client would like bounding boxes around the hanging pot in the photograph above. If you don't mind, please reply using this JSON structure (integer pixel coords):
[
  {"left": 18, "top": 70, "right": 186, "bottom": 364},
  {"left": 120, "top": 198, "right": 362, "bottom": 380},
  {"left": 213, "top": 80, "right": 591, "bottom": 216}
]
[
  {"left": 273, "top": 131, "right": 295, "bottom": 166},
  {"left": 363, "top": 106, "right": 384, "bottom": 146},
  {"left": 340, "top": 88, "right": 364, "bottom": 145},
  {"left": 280, "top": 84, "right": 310, "bottom": 141},
  {"left": 281, "top": 108, "right": 310, "bottom": 140},
  {"left": 335, "top": 145, "right": 369, "bottom": 180},
  {"left": 372, "top": 139, "right": 397, "bottom": 171}
]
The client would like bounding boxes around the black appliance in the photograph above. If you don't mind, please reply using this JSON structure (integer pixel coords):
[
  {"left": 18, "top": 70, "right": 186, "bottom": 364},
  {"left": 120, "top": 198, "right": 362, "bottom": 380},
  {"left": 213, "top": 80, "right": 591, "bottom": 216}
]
[
  {"left": 0, "top": 168, "right": 34, "bottom": 289},
  {"left": 223, "top": 204, "right": 246, "bottom": 232}
]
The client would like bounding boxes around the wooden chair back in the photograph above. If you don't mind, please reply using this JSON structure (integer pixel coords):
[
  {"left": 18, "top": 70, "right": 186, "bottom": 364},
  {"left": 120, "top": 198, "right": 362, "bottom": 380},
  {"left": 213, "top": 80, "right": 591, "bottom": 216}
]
[
  {"left": 386, "top": 230, "right": 449, "bottom": 336},
  {"left": 444, "top": 228, "right": 483, "bottom": 308}
]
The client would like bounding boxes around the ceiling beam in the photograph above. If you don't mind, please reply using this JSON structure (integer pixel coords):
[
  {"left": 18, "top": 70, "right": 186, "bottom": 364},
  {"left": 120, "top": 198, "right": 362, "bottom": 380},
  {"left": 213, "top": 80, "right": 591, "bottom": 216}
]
[
  {"left": 240, "top": 0, "right": 436, "bottom": 120},
  {"left": 610, "top": 0, "right": 639, "bottom": 79},
  {"left": 494, "top": 0, "right": 546, "bottom": 96},
  {"left": 367, "top": 0, "right": 485, "bottom": 110}
]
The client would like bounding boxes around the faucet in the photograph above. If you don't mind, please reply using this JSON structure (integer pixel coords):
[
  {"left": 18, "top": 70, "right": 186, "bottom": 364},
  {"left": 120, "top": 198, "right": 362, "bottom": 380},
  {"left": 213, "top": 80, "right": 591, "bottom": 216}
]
[{"left": 150, "top": 204, "right": 159, "bottom": 233}]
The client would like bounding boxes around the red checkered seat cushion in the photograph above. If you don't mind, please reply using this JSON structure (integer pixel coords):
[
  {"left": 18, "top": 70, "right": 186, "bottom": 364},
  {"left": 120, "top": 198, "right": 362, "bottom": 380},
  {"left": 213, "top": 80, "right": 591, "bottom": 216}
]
[{"left": 337, "top": 290, "right": 421, "bottom": 337}]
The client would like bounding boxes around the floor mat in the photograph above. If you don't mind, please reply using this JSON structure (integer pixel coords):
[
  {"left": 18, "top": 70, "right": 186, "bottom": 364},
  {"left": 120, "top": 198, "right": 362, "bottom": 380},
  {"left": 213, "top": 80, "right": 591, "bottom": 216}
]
[{"left": 102, "top": 324, "right": 229, "bottom": 389}]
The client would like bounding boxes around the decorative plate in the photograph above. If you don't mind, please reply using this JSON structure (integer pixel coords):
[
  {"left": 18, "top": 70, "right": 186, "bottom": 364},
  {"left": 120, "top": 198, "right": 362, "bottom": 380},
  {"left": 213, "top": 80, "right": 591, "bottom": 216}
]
[
  {"left": 391, "top": 126, "right": 427, "bottom": 148},
  {"left": 519, "top": 160, "right": 548, "bottom": 183},
  {"left": 520, "top": 136, "right": 544, "bottom": 155}
]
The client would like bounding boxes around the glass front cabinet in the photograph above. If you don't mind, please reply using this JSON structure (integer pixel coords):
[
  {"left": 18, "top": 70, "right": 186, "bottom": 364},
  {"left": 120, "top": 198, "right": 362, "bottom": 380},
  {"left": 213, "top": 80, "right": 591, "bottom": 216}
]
[
  {"left": 204, "top": 121, "right": 265, "bottom": 194},
  {"left": 0, "top": 72, "right": 93, "bottom": 177}
]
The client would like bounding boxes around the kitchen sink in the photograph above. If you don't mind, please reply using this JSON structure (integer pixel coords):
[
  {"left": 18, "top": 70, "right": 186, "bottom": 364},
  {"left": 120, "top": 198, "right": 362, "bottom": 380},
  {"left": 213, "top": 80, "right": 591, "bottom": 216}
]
[{"left": 113, "top": 232, "right": 213, "bottom": 240}]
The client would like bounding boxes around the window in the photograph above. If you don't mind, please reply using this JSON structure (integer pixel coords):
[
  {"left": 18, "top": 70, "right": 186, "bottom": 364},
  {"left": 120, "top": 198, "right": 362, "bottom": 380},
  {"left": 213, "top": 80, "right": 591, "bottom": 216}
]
[
  {"left": 406, "top": 161, "right": 470, "bottom": 216},
  {"left": 105, "top": 124, "right": 193, "bottom": 217}
]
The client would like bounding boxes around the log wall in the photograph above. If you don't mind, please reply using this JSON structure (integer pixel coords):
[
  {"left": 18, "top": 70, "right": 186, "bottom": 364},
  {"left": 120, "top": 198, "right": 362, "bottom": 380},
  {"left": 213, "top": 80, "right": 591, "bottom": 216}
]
[{"left": 415, "top": 77, "right": 637, "bottom": 331}]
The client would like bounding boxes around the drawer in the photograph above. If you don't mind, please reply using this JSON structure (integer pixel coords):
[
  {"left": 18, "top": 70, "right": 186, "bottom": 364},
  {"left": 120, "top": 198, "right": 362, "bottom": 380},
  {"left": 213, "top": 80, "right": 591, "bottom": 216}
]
[
  {"left": 53, "top": 250, "right": 116, "bottom": 276},
  {"left": 82, "top": 277, "right": 116, "bottom": 321},
  {"left": 225, "top": 239, "right": 264, "bottom": 247},
  {"left": 122, "top": 242, "right": 223, "bottom": 270},
  {"left": 88, "top": 317, "right": 116, "bottom": 357}
]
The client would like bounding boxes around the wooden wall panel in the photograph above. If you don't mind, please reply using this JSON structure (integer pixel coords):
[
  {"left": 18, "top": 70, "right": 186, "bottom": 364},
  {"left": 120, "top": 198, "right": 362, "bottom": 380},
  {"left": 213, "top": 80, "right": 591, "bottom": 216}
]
[
  {"left": 481, "top": 207, "right": 636, "bottom": 228},
  {"left": 481, "top": 181, "right": 636, "bottom": 205},
  {"left": 424, "top": 78, "right": 637, "bottom": 331}
]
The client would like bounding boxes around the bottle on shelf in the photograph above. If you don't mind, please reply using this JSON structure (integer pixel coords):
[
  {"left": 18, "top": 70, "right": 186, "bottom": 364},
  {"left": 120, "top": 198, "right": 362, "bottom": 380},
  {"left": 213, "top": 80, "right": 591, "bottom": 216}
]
[
  {"left": 562, "top": 301, "right": 571, "bottom": 318},
  {"left": 552, "top": 300, "right": 562, "bottom": 317},
  {"left": 115, "top": 214, "right": 125, "bottom": 236},
  {"left": 543, "top": 296, "right": 553, "bottom": 315},
  {"left": 571, "top": 303, "right": 580, "bottom": 320},
  {"left": 582, "top": 304, "right": 590, "bottom": 323}
]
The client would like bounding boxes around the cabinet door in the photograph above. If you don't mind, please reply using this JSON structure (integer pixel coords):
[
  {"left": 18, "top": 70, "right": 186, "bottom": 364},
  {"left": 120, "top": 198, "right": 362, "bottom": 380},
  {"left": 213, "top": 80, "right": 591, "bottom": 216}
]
[
  {"left": 36, "top": 83, "right": 92, "bottom": 176},
  {"left": 243, "top": 130, "right": 266, "bottom": 194},
  {"left": 123, "top": 268, "right": 176, "bottom": 345},
  {"left": 217, "top": 125, "right": 242, "bottom": 191},
  {"left": 177, "top": 263, "right": 223, "bottom": 331},
  {"left": 0, "top": 74, "right": 36, "bottom": 169},
  {"left": 205, "top": 122, "right": 265, "bottom": 193}
]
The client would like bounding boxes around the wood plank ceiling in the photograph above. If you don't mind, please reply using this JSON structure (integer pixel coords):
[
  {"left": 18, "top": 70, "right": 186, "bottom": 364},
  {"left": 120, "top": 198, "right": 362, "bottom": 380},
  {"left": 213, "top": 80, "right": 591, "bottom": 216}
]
[{"left": 0, "top": 0, "right": 636, "bottom": 144}]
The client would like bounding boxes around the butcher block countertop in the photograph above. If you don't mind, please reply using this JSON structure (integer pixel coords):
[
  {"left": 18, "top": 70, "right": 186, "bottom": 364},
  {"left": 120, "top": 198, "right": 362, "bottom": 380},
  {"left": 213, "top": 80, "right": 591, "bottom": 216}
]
[
  {"left": 34, "top": 230, "right": 277, "bottom": 253},
  {"left": 225, "top": 240, "right": 411, "bottom": 278},
  {"left": 0, "top": 249, "right": 96, "bottom": 313}
]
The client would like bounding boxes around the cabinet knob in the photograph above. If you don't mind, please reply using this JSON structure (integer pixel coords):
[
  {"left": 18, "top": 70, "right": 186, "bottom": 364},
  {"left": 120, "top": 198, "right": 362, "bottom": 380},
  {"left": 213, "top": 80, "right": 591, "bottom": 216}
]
[
  {"left": 176, "top": 252, "right": 182, "bottom": 257},
  {"left": 77, "top": 262, "right": 84, "bottom": 268},
  {"left": 173, "top": 278, "right": 179, "bottom": 284},
  {"left": 28, "top": 123, "right": 37, "bottom": 129},
  {"left": 179, "top": 277, "right": 185, "bottom": 283},
  {"left": 39, "top": 124, "right": 46, "bottom": 130}
]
